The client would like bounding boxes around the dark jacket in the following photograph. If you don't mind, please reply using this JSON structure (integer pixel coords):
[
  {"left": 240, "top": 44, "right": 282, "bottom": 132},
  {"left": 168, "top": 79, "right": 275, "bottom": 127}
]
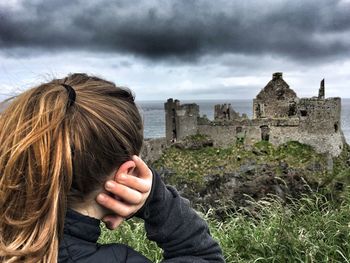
[{"left": 58, "top": 170, "right": 224, "bottom": 262}]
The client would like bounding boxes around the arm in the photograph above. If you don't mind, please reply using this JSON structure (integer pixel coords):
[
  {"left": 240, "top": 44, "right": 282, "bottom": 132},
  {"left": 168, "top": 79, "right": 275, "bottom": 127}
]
[
  {"left": 135, "top": 169, "right": 224, "bottom": 263},
  {"left": 97, "top": 157, "right": 224, "bottom": 262}
]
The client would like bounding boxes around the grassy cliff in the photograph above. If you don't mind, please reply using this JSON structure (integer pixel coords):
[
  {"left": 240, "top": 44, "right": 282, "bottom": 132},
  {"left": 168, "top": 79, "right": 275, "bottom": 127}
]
[
  {"left": 99, "top": 137, "right": 350, "bottom": 262},
  {"left": 153, "top": 137, "right": 349, "bottom": 214}
]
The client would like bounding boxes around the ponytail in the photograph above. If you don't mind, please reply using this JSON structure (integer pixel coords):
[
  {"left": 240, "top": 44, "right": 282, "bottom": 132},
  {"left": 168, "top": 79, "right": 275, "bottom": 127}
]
[{"left": 0, "top": 85, "right": 74, "bottom": 262}]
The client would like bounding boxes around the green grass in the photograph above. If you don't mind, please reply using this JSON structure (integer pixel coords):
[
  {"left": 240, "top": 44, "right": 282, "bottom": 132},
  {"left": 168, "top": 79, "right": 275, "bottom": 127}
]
[
  {"left": 98, "top": 218, "right": 163, "bottom": 262},
  {"left": 154, "top": 140, "right": 327, "bottom": 177},
  {"left": 98, "top": 140, "right": 350, "bottom": 262},
  {"left": 209, "top": 192, "right": 350, "bottom": 262},
  {"left": 99, "top": 190, "right": 350, "bottom": 263},
  {"left": 152, "top": 140, "right": 330, "bottom": 195}
]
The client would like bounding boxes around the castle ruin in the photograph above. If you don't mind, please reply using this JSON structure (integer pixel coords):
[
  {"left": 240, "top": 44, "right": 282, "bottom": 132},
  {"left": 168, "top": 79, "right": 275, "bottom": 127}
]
[{"left": 164, "top": 72, "right": 345, "bottom": 157}]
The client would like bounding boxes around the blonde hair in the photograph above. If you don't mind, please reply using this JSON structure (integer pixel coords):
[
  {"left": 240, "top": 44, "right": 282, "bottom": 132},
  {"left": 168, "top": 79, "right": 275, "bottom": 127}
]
[{"left": 0, "top": 74, "right": 143, "bottom": 262}]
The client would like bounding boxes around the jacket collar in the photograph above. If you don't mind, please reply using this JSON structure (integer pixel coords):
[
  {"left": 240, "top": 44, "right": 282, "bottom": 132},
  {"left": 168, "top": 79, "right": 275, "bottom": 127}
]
[{"left": 63, "top": 209, "right": 101, "bottom": 243}]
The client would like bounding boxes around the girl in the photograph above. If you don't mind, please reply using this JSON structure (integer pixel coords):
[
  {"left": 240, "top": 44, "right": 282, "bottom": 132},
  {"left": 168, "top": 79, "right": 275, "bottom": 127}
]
[{"left": 0, "top": 73, "right": 224, "bottom": 262}]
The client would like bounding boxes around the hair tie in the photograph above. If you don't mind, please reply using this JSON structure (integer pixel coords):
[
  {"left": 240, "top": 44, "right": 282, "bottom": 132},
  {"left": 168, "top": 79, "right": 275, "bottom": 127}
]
[{"left": 61, "top": 84, "right": 76, "bottom": 107}]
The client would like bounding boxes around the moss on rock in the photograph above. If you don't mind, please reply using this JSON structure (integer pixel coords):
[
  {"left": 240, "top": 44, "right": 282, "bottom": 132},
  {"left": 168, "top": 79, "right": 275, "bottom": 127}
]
[{"left": 152, "top": 137, "right": 350, "bottom": 215}]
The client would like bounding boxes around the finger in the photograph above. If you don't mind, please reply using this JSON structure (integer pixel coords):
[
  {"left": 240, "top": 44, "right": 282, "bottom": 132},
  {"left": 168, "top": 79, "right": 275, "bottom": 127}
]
[
  {"left": 132, "top": 155, "right": 152, "bottom": 180},
  {"left": 115, "top": 173, "right": 151, "bottom": 193},
  {"left": 102, "top": 215, "right": 124, "bottom": 230},
  {"left": 96, "top": 193, "right": 137, "bottom": 218},
  {"left": 105, "top": 181, "right": 143, "bottom": 205}
]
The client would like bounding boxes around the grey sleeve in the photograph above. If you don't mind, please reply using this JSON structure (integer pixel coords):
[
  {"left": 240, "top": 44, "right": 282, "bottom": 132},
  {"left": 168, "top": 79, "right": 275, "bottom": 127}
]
[{"left": 135, "top": 169, "right": 225, "bottom": 263}]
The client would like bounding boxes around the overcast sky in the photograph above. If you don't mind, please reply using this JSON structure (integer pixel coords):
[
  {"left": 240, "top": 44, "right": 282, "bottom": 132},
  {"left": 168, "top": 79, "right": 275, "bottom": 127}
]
[{"left": 0, "top": 0, "right": 350, "bottom": 101}]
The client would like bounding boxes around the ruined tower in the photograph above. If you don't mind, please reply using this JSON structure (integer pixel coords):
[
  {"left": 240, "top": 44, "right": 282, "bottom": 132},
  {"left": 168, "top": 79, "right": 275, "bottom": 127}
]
[
  {"left": 164, "top": 98, "right": 179, "bottom": 143},
  {"left": 214, "top": 103, "right": 241, "bottom": 121},
  {"left": 318, "top": 79, "right": 325, "bottom": 99},
  {"left": 164, "top": 99, "right": 199, "bottom": 143}
]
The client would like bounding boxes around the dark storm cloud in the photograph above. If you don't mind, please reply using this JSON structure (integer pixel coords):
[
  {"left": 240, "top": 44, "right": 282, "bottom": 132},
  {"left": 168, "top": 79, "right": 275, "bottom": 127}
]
[{"left": 1, "top": 0, "right": 350, "bottom": 61}]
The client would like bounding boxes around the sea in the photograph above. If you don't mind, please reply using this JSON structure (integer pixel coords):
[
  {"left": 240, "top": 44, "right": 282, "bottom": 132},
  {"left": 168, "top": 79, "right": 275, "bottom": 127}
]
[{"left": 137, "top": 99, "right": 350, "bottom": 144}]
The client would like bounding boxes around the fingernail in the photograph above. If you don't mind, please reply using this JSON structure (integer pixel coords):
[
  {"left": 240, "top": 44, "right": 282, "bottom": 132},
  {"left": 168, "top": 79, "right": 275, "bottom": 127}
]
[
  {"left": 105, "top": 221, "right": 112, "bottom": 229},
  {"left": 97, "top": 193, "right": 106, "bottom": 202},
  {"left": 106, "top": 181, "right": 115, "bottom": 190}
]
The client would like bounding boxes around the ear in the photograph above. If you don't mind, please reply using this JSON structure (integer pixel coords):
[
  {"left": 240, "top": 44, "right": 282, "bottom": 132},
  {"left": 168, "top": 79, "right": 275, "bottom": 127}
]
[{"left": 114, "top": 160, "right": 136, "bottom": 181}]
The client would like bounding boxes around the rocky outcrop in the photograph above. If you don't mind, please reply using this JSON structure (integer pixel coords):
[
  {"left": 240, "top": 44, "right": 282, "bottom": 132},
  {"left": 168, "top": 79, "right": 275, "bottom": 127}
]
[
  {"left": 154, "top": 141, "right": 350, "bottom": 217},
  {"left": 159, "top": 160, "right": 322, "bottom": 216}
]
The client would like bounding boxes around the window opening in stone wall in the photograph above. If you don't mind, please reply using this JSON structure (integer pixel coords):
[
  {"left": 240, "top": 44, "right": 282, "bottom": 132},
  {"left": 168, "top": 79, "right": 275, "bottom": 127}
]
[
  {"left": 334, "top": 122, "right": 339, "bottom": 133},
  {"left": 172, "top": 130, "right": 177, "bottom": 142},
  {"left": 171, "top": 108, "right": 177, "bottom": 142},
  {"left": 255, "top": 103, "right": 261, "bottom": 118},
  {"left": 256, "top": 103, "right": 266, "bottom": 118},
  {"left": 300, "top": 110, "right": 307, "bottom": 117},
  {"left": 236, "top": 127, "right": 243, "bottom": 133},
  {"left": 260, "top": 125, "right": 270, "bottom": 141},
  {"left": 276, "top": 89, "right": 284, "bottom": 100},
  {"left": 288, "top": 103, "right": 297, "bottom": 116}
]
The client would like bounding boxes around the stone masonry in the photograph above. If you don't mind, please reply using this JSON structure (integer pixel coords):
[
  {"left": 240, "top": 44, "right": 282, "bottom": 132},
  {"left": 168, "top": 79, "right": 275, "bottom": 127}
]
[{"left": 164, "top": 72, "right": 345, "bottom": 157}]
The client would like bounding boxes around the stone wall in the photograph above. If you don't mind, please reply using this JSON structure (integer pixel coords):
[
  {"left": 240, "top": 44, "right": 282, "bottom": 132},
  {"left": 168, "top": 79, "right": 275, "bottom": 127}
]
[
  {"left": 141, "top": 137, "right": 168, "bottom": 164},
  {"left": 165, "top": 98, "right": 199, "bottom": 142},
  {"left": 197, "top": 120, "right": 263, "bottom": 147},
  {"left": 197, "top": 124, "right": 237, "bottom": 147},
  {"left": 176, "top": 103, "right": 199, "bottom": 141},
  {"left": 164, "top": 98, "right": 179, "bottom": 143},
  {"left": 269, "top": 126, "right": 345, "bottom": 156},
  {"left": 253, "top": 73, "right": 298, "bottom": 119},
  {"left": 214, "top": 103, "right": 241, "bottom": 120},
  {"left": 196, "top": 120, "right": 344, "bottom": 156},
  {"left": 163, "top": 73, "right": 345, "bottom": 158},
  {"left": 298, "top": 97, "right": 341, "bottom": 134}
]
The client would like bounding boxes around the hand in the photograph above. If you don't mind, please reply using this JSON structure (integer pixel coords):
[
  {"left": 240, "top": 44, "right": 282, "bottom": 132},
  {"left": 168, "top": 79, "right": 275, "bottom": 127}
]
[{"left": 96, "top": 155, "right": 153, "bottom": 230}]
